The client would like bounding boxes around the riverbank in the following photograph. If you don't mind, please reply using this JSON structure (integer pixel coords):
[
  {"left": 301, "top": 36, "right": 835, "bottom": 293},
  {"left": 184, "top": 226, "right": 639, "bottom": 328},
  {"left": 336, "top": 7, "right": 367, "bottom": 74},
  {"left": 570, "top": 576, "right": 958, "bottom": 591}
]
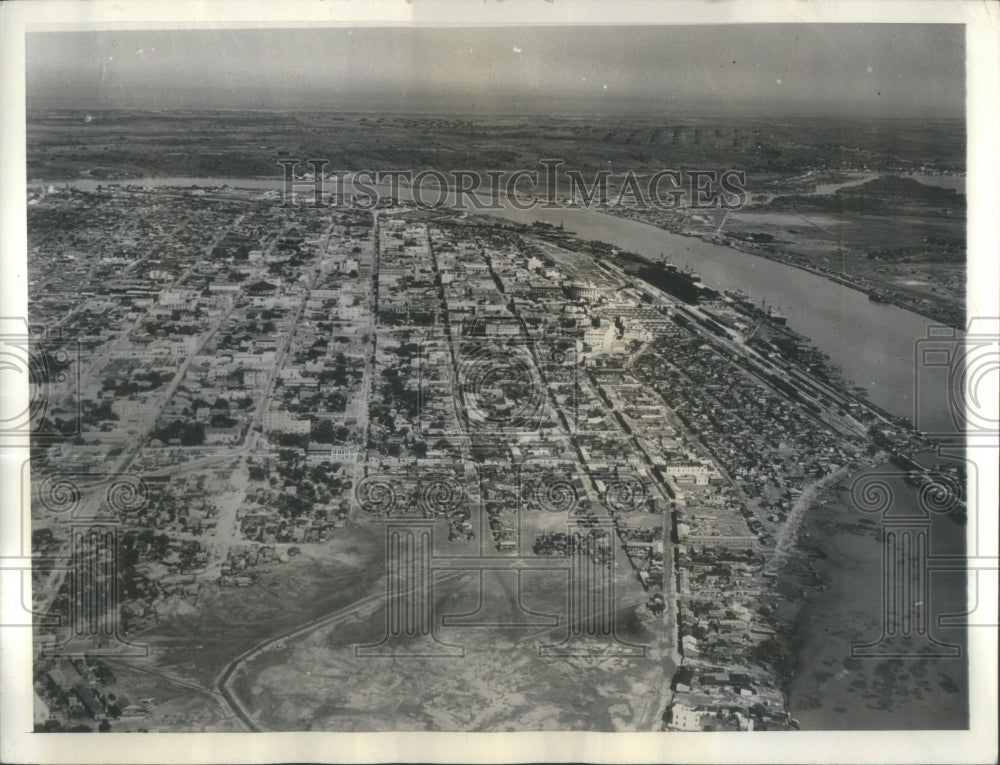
[
  {"left": 603, "top": 207, "right": 962, "bottom": 328},
  {"left": 706, "top": 234, "right": 961, "bottom": 328}
]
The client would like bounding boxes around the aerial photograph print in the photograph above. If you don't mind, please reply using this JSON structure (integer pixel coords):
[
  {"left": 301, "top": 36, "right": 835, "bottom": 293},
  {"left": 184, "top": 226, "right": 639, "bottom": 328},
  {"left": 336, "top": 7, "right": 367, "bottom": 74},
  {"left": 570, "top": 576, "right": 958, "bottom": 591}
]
[{"left": 1, "top": 3, "right": 997, "bottom": 764}]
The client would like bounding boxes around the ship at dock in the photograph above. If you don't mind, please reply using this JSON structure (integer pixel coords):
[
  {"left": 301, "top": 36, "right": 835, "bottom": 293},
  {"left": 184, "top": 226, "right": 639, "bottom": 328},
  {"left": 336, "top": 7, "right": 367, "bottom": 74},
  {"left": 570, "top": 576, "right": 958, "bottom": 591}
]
[{"left": 889, "top": 454, "right": 968, "bottom": 525}]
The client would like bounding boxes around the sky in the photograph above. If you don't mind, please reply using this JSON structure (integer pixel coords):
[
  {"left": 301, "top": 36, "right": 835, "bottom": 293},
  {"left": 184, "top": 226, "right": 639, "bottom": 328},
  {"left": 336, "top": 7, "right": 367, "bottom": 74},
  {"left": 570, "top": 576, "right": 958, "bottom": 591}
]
[{"left": 26, "top": 25, "right": 965, "bottom": 118}]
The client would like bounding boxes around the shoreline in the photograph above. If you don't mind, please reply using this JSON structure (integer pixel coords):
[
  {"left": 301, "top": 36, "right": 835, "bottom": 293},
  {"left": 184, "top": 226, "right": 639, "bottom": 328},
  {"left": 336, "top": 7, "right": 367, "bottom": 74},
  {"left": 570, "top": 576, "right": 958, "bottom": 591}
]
[
  {"left": 603, "top": 208, "right": 963, "bottom": 329},
  {"left": 764, "top": 464, "right": 856, "bottom": 576}
]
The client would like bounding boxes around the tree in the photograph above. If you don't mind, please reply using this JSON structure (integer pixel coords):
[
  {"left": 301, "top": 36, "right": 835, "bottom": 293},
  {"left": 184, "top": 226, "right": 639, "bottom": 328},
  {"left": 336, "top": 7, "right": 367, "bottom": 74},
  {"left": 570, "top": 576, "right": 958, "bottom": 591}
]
[
  {"left": 311, "top": 420, "right": 336, "bottom": 444},
  {"left": 180, "top": 422, "right": 205, "bottom": 446},
  {"left": 99, "top": 719, "right": 111, "bottom": 732}
]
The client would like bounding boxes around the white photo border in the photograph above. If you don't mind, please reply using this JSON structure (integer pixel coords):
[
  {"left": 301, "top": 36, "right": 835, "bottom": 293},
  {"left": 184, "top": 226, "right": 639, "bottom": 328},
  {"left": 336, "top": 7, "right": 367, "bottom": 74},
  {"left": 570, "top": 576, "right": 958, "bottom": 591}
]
[{"left": 1, "top": 1, "right": 996, "bottom": 763}]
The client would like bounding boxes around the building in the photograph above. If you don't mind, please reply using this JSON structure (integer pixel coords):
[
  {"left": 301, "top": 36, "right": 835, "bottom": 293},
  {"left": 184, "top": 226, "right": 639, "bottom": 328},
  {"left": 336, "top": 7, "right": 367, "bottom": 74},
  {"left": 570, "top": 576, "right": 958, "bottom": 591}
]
[
  {"left": 684, "top": 534, "right": 756, "bottom": 551},
  {"left": 664, "top": 461, "right": 714, "bottom": 485},
  {"left": 673, "top": 666, "right": 695, "bottom": 692},
  {"left": 33, "top": 691, "right": 51, "bottom": 726},
  {"left": 567, "top": 282, "right": 600, "bottom": 300},
  {"left": 583, "top": 324, "right": 615, "bottom": 351},
  {"left": 71, "top": 680, "right": 104, "bottom": 719},
  {"left": 668, "top": 699, "right": 716, "bottom": 731},
  {"left": 263, "top": 411, "right": 311, "bottom": 435}
]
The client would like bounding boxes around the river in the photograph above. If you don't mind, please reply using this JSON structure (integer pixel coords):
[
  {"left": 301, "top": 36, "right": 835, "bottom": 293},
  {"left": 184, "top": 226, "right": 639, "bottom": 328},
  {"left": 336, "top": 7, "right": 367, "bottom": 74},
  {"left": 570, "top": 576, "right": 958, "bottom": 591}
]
[
  {"left": 805, "top": 172, "right": 965, "bottom": 196},
  {"left": 42, "top": 174, "right": 955, "bottom": 433}
]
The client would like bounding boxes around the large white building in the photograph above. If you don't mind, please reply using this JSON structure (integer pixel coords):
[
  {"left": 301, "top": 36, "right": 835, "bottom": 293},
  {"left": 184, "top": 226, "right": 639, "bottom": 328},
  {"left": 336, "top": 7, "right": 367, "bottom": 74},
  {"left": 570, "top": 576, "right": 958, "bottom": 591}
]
[
  {"left": 668, "top": 700, "right": 714, "bottom": 731},
  {"left": 664, "top": 461, "right": 714, "bottom": 485}
]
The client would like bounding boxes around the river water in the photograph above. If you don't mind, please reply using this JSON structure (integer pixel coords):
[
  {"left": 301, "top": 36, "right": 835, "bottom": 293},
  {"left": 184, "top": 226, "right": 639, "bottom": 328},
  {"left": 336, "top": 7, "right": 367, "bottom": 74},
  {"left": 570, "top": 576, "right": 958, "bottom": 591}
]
[{"left": 44, "top": 175, "right": 955, "bottom": 431}]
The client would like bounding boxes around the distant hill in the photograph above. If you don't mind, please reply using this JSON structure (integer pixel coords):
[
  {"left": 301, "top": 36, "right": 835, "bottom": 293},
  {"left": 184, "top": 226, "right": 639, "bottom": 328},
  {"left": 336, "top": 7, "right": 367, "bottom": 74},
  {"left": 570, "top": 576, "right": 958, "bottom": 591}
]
[
  {"left": 765, "top": 175, "right": 964, "bottom": 216},
  {"left": 836, "top": 175, "right": 962, "bottom": 202}
]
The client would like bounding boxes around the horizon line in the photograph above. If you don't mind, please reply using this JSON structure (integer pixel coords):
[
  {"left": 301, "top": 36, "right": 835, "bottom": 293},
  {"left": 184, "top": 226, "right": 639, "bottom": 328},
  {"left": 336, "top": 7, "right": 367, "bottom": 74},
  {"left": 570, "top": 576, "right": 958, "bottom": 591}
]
[{"left": 25, "top": 106, "right": 966, "bottom": 121}]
